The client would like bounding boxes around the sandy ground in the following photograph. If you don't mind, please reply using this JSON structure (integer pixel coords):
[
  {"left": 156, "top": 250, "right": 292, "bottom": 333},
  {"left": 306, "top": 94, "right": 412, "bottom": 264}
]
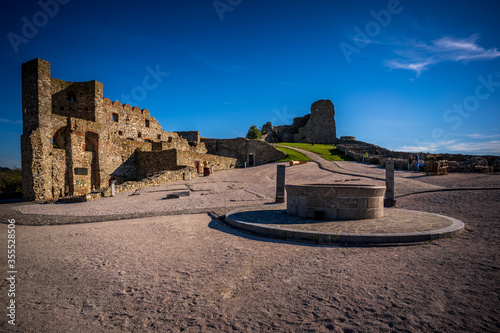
[
  {"left": 13, "top": 163, "right": 382, "bottom": 217},
  {"left": 0, "top": 162, "right": 499, "bottom": 332}
]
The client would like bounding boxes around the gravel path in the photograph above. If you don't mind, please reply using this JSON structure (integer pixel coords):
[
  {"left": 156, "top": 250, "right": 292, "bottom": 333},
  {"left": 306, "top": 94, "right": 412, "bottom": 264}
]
[
  {"left": 1, "top": 189, "right": 499, "bottom": 332},
  {"left": 275, "top": 146, "right": 446, "bottom": 196},
  {"left": 0, "top": 157, "right": 499, "bottom": 332},
  {"left": 10, "top": 162, "right": 382, "bottom": 219}
]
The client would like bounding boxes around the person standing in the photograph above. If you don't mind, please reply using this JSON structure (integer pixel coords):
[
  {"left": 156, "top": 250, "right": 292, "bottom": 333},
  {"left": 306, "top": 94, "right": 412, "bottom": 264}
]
[
  {"left": 364, "top": 151, "right": 368, "bottom": 163},
  {"left": 414, "top": 153, "right": 420, "bottom": 172}
]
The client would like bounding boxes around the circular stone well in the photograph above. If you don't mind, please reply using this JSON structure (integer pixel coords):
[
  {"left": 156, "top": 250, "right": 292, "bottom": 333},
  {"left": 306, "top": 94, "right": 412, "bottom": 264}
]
[{"left": 286, "top": 184, "right": 386, "bottom": 220}]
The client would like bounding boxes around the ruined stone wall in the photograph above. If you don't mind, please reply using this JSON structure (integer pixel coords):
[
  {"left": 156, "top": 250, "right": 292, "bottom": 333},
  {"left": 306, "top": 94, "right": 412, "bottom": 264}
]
[
  {"left": 137, "top": 149, "right": 236, "bottom": 179},
  {"left": 175, "top": 131, "right": 201, "bottom": 144},
  {"left": 136, "top": 149, "right": 178, "bottom": 179},
  {"left": 22, "top": 58, "right": 56, "bottom": 201},
  {"left": 101, "top": 166, "right": 197, "bottom": 197},
  {"left": 201, "top": 138, "right": 285, "bottom": 167},
  {"left": 262, "top": 99, "right": 337, "bottom": 144},
  {"left": 21, "top": 58, "right": 225, "bottom": 201},
  {"left": 51, "top": 79, "right": 101, "bottom": 122},
  {"left": 176, "top": 151, "right": 237, "bottom": 171},
  {"left": 152, "top": 139, "right": 207, "bottom": 154},
  {"left": 105, "top": 136, "right": 152, "bottom": 182}
]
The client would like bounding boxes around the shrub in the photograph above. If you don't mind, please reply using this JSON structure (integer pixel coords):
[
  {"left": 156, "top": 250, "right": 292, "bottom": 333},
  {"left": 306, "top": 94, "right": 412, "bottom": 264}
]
[{"left": 0, "top": 168, "right": 22, "bottom": 193}]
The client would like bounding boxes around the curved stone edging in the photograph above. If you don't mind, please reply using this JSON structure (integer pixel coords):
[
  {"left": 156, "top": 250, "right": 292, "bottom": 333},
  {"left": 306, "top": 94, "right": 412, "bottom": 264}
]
[{"left": 224, "top": 207, "right": 465, "bottom": 245}]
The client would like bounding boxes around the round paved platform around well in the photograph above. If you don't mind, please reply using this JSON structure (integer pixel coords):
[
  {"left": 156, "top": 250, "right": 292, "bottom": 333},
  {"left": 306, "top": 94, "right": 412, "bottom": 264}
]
[{"left": 224, "top": 204, "right": 465, "bottom": 245}]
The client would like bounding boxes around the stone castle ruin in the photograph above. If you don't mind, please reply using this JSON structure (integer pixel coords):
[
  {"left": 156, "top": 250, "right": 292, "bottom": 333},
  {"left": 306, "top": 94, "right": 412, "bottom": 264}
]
[
  {"left": 262, "top": 99, "right": 337, "bottom": 144},
  {"left": 21, "top": 58, "right": 241, "bottom": 201}
]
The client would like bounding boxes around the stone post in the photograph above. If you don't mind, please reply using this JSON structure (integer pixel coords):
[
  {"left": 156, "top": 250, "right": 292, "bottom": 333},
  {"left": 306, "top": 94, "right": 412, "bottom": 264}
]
[
  {"left": 384, "top": 161, "right": 395, "bottom": 207},
  {"left": 275, "top": 165, "right": 286, "bottom": 203},
  {"left": 110, "top": 179, "right": 117, "bottom": 197}
]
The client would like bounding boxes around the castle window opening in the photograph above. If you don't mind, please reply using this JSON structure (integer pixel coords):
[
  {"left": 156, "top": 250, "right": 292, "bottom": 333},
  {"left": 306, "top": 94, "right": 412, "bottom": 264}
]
[
  {"left": 118, "top": 131, "right": 123, "bottom": 136},
  {"left": 67, "top": 92, "right": 76, "bottom": 102},
  {"left": 52, "top": 127, "right": 67, "bottom": 149},
  {"left": 112, "top": 113, "right": 119, "bottom": 122},
  {"left": 157, "top": 134, "right": 161, "bottom": 140},
  {"left": 138, "top": 132, "right": 142, "bottom": 138},
  {"left": 145, "top": 119, "right": 150, "bottom": 127},
  {"left": 85, "top": 132, "right": 99, "bottom": 152}
]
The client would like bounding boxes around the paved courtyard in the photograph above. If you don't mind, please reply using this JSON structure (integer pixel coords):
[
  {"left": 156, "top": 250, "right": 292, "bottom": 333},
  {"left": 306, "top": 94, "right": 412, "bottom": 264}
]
[{"left": 1, "top": 154, "right": 499, "bottom": 332}]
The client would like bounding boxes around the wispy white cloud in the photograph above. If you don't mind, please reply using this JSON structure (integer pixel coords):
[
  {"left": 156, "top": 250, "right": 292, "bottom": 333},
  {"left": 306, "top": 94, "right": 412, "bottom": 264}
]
[
  {"left": 398, "top": 140, "right": 457, "bottom": 152},
  {"left": 386, "top": 34, "right": 500, "bottom": 75},
  {"left": 446, "top": 140, "right": 500, "bottom": 154},
  {"left": 386, "top": 59, "right": 433, "bottom": 76},
  {"left": 0, "top": 119, "right": 22, "bottom": 124},
  {"left": 398, "top": 139, "right": 500, "bottom": 154},
  {"left": 466, "top": 133, "right": 500, "bottom": 139},
  {"left": 398, "top": 145, "right": 436, "bottom": 152}
]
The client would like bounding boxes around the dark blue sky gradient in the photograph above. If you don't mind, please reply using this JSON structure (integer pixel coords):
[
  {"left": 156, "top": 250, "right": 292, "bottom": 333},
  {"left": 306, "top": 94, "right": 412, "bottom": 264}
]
[{"left": 1, "top": 0, "right": 499, "bottom": 166}]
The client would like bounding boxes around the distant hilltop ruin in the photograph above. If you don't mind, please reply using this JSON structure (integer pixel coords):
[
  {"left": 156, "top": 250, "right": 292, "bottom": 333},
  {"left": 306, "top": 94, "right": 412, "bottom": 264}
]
[
  {"left": 262, "top": 99, "right": 337, "bottom": 144},
  {"left": 21, "top": 58, "right": 283, "bottom": 201}
]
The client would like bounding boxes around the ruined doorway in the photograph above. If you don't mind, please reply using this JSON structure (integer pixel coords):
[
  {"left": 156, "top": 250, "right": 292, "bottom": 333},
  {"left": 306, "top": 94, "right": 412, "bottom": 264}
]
[
  {"left": 51, "top": 126, "right": 69, "bottom": 198},
  {"left": 194, "top": 161, "right": 203, "bottom": 173},
  {"left": 248, "top": 153, "right": 255, "bottom": 167},
  {"left": 85, "top": 131, "right": 100, "bottom": 190}
]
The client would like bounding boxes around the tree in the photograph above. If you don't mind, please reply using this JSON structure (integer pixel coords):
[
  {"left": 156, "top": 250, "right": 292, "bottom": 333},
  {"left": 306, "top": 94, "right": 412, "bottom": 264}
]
[{"left": 246, "top": 125, "right": 262, "bottom": 140}]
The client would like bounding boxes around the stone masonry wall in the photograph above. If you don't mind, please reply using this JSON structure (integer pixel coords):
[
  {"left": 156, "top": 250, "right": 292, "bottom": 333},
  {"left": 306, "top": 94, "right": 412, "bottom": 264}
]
[
  {"left": 262, "top": 99, "right": 337, "bottom": 144},
  {"left": 21, "top": 58, "right": 232, "bottom": 201},
  {"left": 176, "top": 150, "right": 237, "bottom": 171},
  {"left": 136, "top": 149, "right": 178, "bottom": 179},
  {"left": 201, "top": 137, "right": 285, "bottom": 167},
  {"left": 137, "top": 149, "right": 236, "bottom": 179}
]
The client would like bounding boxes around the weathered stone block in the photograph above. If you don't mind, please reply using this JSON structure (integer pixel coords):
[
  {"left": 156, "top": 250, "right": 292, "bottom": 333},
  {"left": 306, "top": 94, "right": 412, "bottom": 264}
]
[
  {"left": 337, "top": 208, "right": 358, "bottom": 220},
  {"left": 306, "top": 196, "right": 325, "bottom": 208}
]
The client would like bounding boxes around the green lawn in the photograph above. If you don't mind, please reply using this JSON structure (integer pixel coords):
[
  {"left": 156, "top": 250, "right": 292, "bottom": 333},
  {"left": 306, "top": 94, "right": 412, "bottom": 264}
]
[
  {"left": 278, "top": 143, "right": 353, "bottom": 161},
  {"left": 274, "top": 145, "right": 312, "bottom": 162}
]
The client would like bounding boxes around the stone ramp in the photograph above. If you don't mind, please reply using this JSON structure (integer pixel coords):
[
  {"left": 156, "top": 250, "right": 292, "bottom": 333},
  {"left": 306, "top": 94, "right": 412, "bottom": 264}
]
[{"left": 278, "top": 145, "right": 445, "bottom": 197}]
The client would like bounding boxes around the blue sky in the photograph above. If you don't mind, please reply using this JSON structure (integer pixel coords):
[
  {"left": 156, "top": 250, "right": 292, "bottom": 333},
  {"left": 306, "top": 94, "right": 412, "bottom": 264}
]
[{"left": 1, "top": 0, "right": 499, "bottom": 167}]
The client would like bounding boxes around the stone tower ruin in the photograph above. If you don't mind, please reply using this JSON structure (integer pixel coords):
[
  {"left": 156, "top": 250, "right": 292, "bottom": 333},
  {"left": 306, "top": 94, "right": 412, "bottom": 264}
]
[{"left": 262, "top": 99, "right": 337, "bottom": 144}]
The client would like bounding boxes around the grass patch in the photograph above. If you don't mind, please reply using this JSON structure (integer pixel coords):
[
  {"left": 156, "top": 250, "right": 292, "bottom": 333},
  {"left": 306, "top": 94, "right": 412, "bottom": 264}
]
[
  {"left": 279, "top": 143, "right": 353, "bottom": 161},
  {"left": 275, "top": 145, "right": 312, "bottom": 162}
]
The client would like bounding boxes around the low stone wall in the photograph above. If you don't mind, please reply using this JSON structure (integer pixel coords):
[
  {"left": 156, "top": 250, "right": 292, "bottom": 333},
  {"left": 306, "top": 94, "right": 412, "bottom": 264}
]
[
  {"left": 201, "top": 137, "right": 285, "bottom": 167},
  {"left": 137, "top": 149, "right": 178, "bottom": 179},
  {"left": 286, "top": 184, "right": 386, "bottom": 220},
  {"left": 176, "top": 151, "right": 236, "bottom": 171},
  {"left": 137, "top": 149, "right": 236, "bottom": 179},
  {"left": 102, "top": 166, "right": 196, "bottom": 197}
]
